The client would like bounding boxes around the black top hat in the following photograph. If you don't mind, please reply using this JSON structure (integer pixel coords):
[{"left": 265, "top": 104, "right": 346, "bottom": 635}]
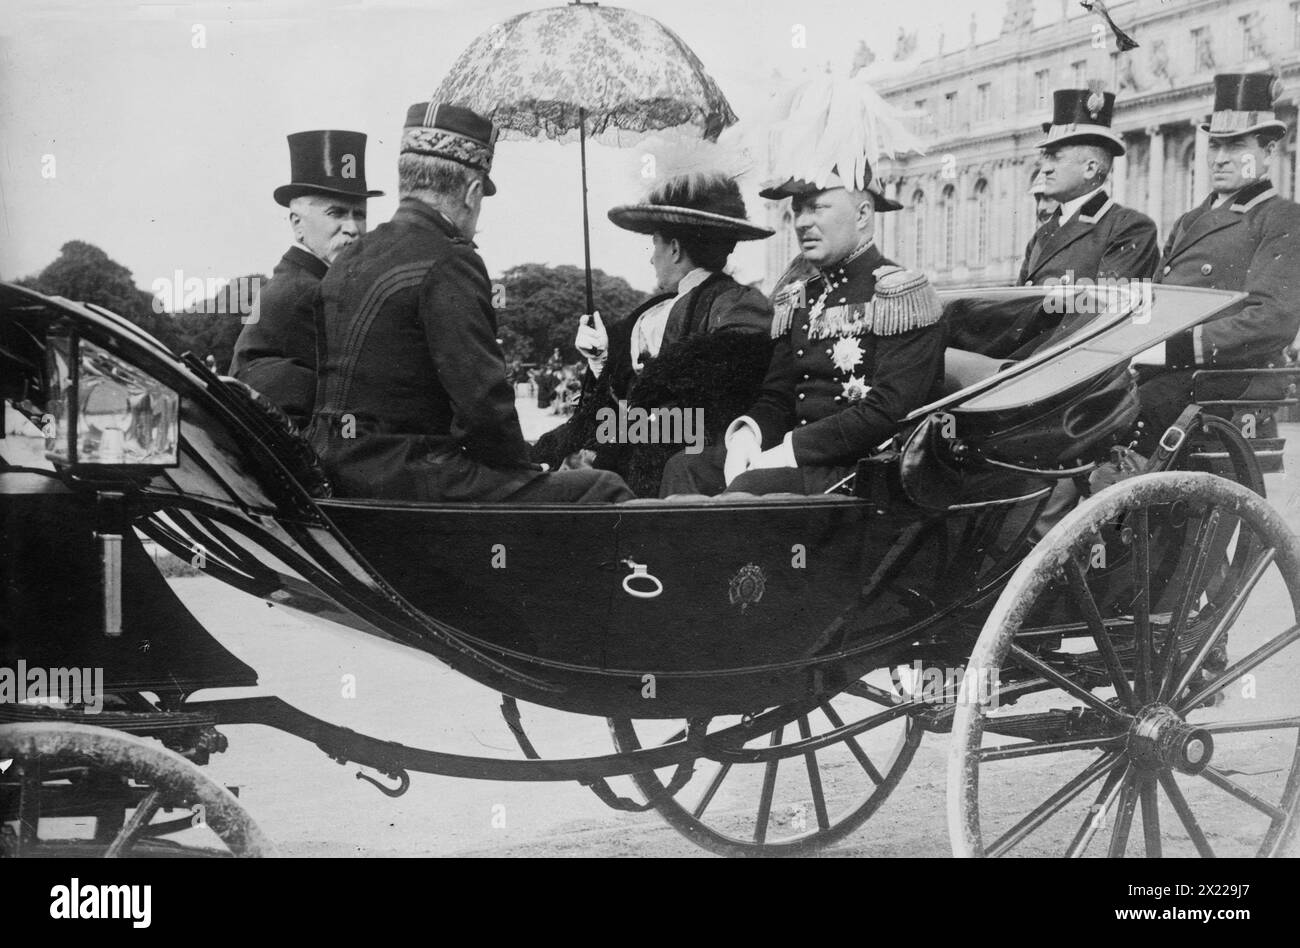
[
  {"left": 273, "top": 130, "right": 384, "bottom": 207},
  {"left": 1200, "top": 73, "right": 1289, "bottom": 138},
  {"left": 758, "top": 170, "right": 903, "bottom": 212},
  {"left": 608, "top": 173, "right": 774, "bottom": 241},
  {"left": 1036, "top": 89, "right": 1125, "bottom": 156},
  {"left": 401, "top": 102, "right": 499, "bottom": 196}
]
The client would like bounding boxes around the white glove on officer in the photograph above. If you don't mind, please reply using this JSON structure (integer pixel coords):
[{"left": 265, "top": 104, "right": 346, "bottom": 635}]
[
  {"left": 575, "top": 311, "right": 608, "bottom": 378},
  {"left": 723, "top": 417, "right": 762, "bottom": 487}
]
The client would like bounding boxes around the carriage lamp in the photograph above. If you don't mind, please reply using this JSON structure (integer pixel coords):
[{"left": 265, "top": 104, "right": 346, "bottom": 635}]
[{"left": 44, "top": 328, "right": 179, "bottom": 470}]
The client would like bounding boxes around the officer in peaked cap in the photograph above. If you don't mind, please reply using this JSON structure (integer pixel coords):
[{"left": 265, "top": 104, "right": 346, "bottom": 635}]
[
  {"left": 1018, "top": 89, "right": 1158, "bottom": 291},
  {"left": 230, "top": 130, "right": 383, "bottom": 427},
  {"left": 659, "top": 168, "right": 946, "bottom": 496},
  {"left": 1135, "top": 72, "right": 1300, "bottom": 451},
  {"left": 308, "top": 102, "right": 632, "bottom": 503}
]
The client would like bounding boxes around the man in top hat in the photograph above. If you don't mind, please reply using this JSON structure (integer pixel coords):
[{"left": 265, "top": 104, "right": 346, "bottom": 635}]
[
  {"left": 659, "top": 171, "right": 945, "bottom": 496},
  {"left": 230, "top": 130, "right": 382, "bottom": 428},
  {"left": 1134, "top": 72, "right": 1300, "bottom": 450},
  {"left": 308, "top": 102, "right": 632, "bottom": 504},
  {"left": 1018, "top": 89, "right": 1158, "bottom": 292},
  {"left": 532, "top": 172, "right": 775, "bottom": 494}
]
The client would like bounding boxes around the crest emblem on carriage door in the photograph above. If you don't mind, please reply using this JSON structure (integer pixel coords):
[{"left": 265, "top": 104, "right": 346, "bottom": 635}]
[{"left": 729, "top": 563, "right": 767, "bottom": 612}]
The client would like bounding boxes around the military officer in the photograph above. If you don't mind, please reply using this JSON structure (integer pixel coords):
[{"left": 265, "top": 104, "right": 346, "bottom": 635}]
[
  {"left": 230, "top": 130, "right": 382, "bottom": 427},
  {"left": 659, "top": 174, "right": 944, "bottom": 496},
  {"left": 308, "top": 102, "right": 632, "bottom": 504},
  {"left": 1018, "top": 89, "right": 1158, "bottom": 289},
  {"left": 1135, "top": 72, "right": 1300, "bottom": 450}
]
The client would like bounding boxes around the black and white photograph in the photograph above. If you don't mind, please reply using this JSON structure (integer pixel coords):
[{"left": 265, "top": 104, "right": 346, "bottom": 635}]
[{"left": 2, "top": 0, "right": 1300, "bottom": 891}]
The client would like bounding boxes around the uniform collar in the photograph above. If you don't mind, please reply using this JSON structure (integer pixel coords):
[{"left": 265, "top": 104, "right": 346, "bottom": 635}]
[
  {"left": 817, "top": 240, "right": 881, "bottom": 285},
  {"left": 1224, "top": 178, "right": 1277, "bottom": 212},
  {"left": 284, "top": 243, "right": 329, "bottom": 279},
  {"left": 1059, "top": 186, "right": 1109, "bottom": 225},
  {"left": 394, "top": 196, "right": 476, "bottom": 245}
]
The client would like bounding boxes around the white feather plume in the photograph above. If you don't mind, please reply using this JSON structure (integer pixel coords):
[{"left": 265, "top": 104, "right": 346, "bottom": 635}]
[
  {"left": 622, "top": 126, "right": 754, "bottom": 198},
  {"left": 762, "top": 72, "right": 925, "bottom": 190}
]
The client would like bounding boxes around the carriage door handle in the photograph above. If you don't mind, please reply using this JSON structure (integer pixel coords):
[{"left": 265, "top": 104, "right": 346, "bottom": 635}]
[{"left": 621, "top": 558, "right": 663, "bottom": 599}]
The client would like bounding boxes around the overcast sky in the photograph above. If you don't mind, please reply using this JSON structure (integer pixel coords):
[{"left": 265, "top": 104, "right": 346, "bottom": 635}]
[{"left": 2, "top": 0, "right": 1048, "bottom": 298}]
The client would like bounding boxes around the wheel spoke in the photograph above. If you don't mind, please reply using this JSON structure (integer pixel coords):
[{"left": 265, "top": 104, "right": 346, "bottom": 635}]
[
  {"left": 978, "top": 735, "right": 1123, "bottom": 763},
  {"left": 797, "top": 716, "right": 831, "bottom": 832},
  {"left": 691, "top": 763, "right": 731, "bottom": 820},
  {"left": 1007, "top": 645, "right": 1127, "bottom": 722},
  {"left": 1199, "top": 766, "right": 1286, "bottom": 821},
  {"left": 1167, "top": 547, "right": 1275, "bottom": 702},
  {"left": 1157, "top": 508, "right": 1220, "bottom": 697},
  {"left": 1132, "top": 508, "right": 1153, "bottom": 703},
  {"left": 820, "top": 702, "right": 883, "bottom": 784},
  {"left": 103, "top": 789, "right": 163, "bottom": 858},
  {"left": 986, "top": 751, "right": 1120, "bottom": 858},
  {"left": 1063, "top": 555, "right": 1137, "bottom": 710},
  {"left": 1066, "top": 762, "right": 1131, "bottom": 858},
  {"left": 1204, "top": 716, "right": 1300, "bottom": 734},
  {"left": 1139, "top": 777, "right": 1162, "bottom": 857},
  {"left": 1108, "top": 771, "right": 1139, "bottom": 858},
  {"left": 1177, "top": 623, "right": 1300, "bottom": 714},
  {"left": 1158, "top": 771, "right": 1215, "bottom": 857},
  {"left": 752, "top": 726, "right": 782, "bottom": 845}
]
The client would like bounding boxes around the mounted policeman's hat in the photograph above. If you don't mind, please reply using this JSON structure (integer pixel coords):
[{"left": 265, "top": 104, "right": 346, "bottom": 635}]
[
  {"left": 401, "top": 101, "right": 500, "bottom": 196},
  {"left": 759, "top": 173, "right": 903, "bottom": 212},
  {"left": 274, "top": 130, "right": 385, "bottom": 207},
  {"left": 609, "top": 172, "right": 773, "bottom": 241},
  {"left": 1199, "top": 73, "right": 1289, "bottom": 139},
  {"left": 1037, "top": 89, "right": 1125, "bottom": 156}
]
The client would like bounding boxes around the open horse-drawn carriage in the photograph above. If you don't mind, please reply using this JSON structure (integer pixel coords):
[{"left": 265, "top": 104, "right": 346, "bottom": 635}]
[{"left": 3, "top": 277, "right": 1299, "bottom": 857}]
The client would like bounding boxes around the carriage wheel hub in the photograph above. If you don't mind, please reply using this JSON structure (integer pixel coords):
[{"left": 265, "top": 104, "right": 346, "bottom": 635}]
[{"left": 1128, "top": 705, "right": 1213, "bottom": 774}]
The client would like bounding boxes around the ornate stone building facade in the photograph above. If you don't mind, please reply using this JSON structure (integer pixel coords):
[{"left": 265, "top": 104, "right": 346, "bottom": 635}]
[{"left": 765, "top": 0, "right": 1300, "bottom": 288}]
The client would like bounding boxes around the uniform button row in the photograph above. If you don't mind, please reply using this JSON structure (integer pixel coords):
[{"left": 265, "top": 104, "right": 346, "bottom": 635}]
[{"left": 798, "top": 392, "right": 806, "bottom": 400}]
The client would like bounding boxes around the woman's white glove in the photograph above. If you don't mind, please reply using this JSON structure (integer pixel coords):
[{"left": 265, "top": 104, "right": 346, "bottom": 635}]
[{"left": 575, "top": 311, "right": 608, "bottom": 378}]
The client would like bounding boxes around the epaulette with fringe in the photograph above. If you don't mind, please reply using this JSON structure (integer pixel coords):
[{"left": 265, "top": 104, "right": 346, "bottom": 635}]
[
  {"left": 866, "top": 265, "right": 942, "bottom": 335},
  {"left": 770, "top": 277, "right": 810, "bottom": 339}
]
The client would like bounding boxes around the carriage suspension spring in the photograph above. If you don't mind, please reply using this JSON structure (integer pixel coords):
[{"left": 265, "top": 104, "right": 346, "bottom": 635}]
[{"left": 498, "top": 696, "right": 695, "bottom": 813}]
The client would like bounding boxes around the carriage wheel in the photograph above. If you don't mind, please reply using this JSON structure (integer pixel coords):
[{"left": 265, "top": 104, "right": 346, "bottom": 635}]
[
  {"left": 949, "top": 472, "right": 1300, "bottom": 857},
  {"left": 0, "top": 722, "right": 275, "bottom": 857},
  {"left": 609, "top": 674, "right": 923, "bottom": 857}
]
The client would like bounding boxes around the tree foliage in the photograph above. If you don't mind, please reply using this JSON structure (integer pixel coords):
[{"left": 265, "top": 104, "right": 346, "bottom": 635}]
[{"left": 495, "top": 263, "right": 646, "bottom": 364}]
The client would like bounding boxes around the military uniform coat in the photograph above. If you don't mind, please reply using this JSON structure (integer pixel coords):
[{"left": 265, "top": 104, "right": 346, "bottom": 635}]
[
  {"left": 747, "top": 243, "right": 946, "bottom": 467},
  {"left": 308, "top": 198, "right": 543, "bottom": 502},
  {"left": 1157, "top": 179, "right": 1300, "bottom": 369},
  {"left": 1017, "top": 190, "right": 1159, "bottom": 287},
  {"left": 229, "top": 245, "right": 327, "bottom": 427}
]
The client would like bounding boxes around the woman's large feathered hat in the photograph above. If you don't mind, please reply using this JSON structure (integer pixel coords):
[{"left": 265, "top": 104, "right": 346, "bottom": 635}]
[
  {"left": 608, "top": 141, "right": 773, "bottom": 241},
  {"left": 757, "top": 73, "right": 924, "bottom": 212}
]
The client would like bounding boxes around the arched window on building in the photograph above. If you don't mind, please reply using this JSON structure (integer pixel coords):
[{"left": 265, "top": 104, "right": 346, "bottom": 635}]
[
  {"left": 972, "top": 179, "right": 990, "bottom": 267},
  {"left": 911, "top": 190, "right": 927, "bottom": 269},
  {"left": 1179, "top": 138, "right": 1197, "bottom": 210},
  {"left": 941, "top": 184, "right": 957, "bottom": 270}
]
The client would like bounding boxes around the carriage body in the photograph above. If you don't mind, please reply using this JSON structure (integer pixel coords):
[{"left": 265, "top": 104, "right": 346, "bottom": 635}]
[{"left": 5, "top": 277, "right": 1299, "bottom": 858}]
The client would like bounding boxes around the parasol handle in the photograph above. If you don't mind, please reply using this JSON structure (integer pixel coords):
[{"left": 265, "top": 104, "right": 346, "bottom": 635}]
[{"left": 579, "top": 106, "right": 594, "bottom": 314}]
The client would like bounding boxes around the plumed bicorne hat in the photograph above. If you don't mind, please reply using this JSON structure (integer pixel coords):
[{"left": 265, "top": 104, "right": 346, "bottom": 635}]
[
  {"left": 401, "top": 101, "right": 500, "bottom": 196},
  {"left": 756, "top": 73, "right": 923, "bottom": 213},
  {"left": 608, "top": 173, "right": 773, "bottom": 241},
  {"left": 1199, "top": 73, "right": 1289, "bottom": 139},
  {"left": 274, "top": 130, "right": 384, "bottom": 207},
  {"left": 1037, "top": 88, "right": 1125, "bottom": 156}
]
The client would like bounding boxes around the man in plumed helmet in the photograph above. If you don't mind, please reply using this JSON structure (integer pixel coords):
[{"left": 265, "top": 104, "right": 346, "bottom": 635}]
[
  {"left": 1134, "top": 72, "right": 1300, "bottom": 451},
  {"left": 533, "top": 170, "right": 775, "bottom": 495},
  {"left": 230, "top": 130, "right": 382, "bottom": 427},
  {"left": 659, "top": 73, "right": 944, "bottom": 496},
  {"left": 308, "top": 102, "right": 632, "bottom": 503}
]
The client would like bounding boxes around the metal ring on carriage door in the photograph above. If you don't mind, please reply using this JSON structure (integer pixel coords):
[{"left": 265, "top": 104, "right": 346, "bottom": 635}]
[{"left": 621, "top": 559, "right": 663, "bottom": 599}]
